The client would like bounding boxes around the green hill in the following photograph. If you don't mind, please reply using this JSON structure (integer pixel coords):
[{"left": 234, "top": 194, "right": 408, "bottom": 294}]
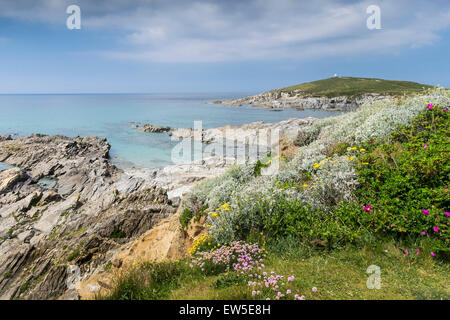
[{"left": 276, "top": 77, "right": 433, "bottom": 98}]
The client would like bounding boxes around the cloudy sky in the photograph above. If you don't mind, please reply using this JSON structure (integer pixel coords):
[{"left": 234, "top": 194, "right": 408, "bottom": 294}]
[{"left": 0, "top": 0, "right": 449, "bottom": 93}]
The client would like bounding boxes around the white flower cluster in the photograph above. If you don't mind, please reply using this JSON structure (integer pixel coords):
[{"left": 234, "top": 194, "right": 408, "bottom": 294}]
[{"left": 184, "top": 88, "right": 450, "bottom": 243}]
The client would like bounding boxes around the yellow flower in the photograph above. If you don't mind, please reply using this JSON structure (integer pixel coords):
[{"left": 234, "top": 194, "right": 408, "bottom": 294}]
[
  {"left": 211, "top": 212, "right": 218, "bottom": 217},
  {"left": 313, "top": 163, "right": 321, "bottom": 168},
  {"left": 350, "top": 146, "right": 357, "bottom": 150},
  {"left": 236, "top": 225, "right": 239, "bottom": 230},
  {"left": 303, "top": 184, "right": 309, "bottom": 187},
  {"left": 206, "top": 224, "right": 211, "bottom": 228},
  {"left": 360, "top": 148, "right": 366, "bottom": 152},
  {"left": 362, "top": 162, "right": 369, "bottom": 165}
]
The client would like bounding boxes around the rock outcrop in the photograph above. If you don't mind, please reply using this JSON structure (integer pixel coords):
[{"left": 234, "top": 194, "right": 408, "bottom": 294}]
[
  {"left": 0, "top": 134, "right": 176, "bottom": 300},
  {"left": 217, "top": 90, "right": 391, "bottom": 111},
  {"left": 0, "top": 116, "right": 311, "bottom": 300},
  {"left": 136, "top": 124, "right": 172, "bottom": 133},
  {"left": 171, "top": 118, "right": 315, "bottom": 145}
]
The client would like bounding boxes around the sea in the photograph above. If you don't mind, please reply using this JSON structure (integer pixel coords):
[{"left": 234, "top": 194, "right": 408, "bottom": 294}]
[{"left": 0, "top": 93, "right": 341, "bottom": 169}]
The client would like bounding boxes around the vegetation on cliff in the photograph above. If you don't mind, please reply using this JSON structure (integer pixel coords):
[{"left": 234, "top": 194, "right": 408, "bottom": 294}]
[
  {"left": 277, "top": 76, "right": 433, "bottom": 98},
  {"left": 102, "top": 88, "right": 449, "bottom": 300}
]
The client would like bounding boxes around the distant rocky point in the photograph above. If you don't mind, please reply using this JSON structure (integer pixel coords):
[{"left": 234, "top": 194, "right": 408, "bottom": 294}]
[{"left": 215, "top": 77, "right": 432, "bottom": 111}]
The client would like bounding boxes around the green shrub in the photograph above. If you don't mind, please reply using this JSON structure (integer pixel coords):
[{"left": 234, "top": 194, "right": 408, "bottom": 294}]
[
  {"left": 353, "top": 105, "right": 449, "bottom": 252},
  {"left": 67, "top": 249, "right": 80, "bottom": 262},
  {"left": 212, "top": 273, "right": 246, "bottom": 289},
  {"left": 179, "top": 209, "right": 194, "bottom": 229},
  {"left": 102, "top": 261, "right": 186, "bottom": 300},
  {"left": 110, "top": 227, "right": 125, "bottom": 239}
]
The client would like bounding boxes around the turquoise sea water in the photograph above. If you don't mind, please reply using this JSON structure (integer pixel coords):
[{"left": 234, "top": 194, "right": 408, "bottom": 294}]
[
  {"left": 0, "top": 94, "right": 341, "bottom": 169},
  {"left": 0, "top": 162, "right": 14, "bottom": 171}
]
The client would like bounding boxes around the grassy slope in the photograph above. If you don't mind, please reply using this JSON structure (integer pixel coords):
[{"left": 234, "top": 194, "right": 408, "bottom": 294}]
[
  {"left": 101, "top": 239, "right": 449, "bottom": 300},
  {"left": 170, "top": 241, "right": 449, "bottom": 300},
  {"left": 275, "top": 77, "right": 433, "bottom": 98},
  {"left": 100, "top": 94, "right": 449, "bottom": 301}
]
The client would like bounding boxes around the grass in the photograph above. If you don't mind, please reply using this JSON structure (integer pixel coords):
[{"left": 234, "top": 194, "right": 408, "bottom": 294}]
[
  {"left": 98, "top": 238, "right": 449, "bottom": 300},
  {"left": 276, "top": 77, "right": 433, "bottom": 98}
]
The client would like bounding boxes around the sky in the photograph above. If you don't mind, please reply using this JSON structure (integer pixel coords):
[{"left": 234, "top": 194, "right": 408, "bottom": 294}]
[{"left": 0, "top": 0, "right": 449, "bottom": 94}]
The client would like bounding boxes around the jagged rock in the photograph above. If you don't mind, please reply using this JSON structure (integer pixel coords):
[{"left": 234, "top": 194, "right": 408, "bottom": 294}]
[
  {"left": 0, "top": 115, "right": 308, "bottom": 300},
  {"left": 0, "top": 134, "right": 178, "bottom": 300},
  {"left": 137, "top": 124, "right": 172, "bottom": 133},
  {"left": 218, "top": 91, "right": 391, "bottom": 111},
  {"left": 0, "top": 168, "right": 28, "bottom": 194}
]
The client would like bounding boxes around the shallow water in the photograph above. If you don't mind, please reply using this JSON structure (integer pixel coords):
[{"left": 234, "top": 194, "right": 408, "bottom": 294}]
[
  {"left": 0, "top": 162, "right": 14, "bottom": 172},
  {"left": 0, "top": 94, "right": 341, "bottom": 168}
]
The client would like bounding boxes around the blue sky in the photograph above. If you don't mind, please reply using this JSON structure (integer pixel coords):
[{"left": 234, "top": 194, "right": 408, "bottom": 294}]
[{"left": 0, "top": 0, "right": 449, "bottom": 94}]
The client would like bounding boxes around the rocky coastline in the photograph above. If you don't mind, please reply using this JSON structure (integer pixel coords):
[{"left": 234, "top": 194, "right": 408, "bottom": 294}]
[
  {"left": 216, "top": 90, "right": 392, "bottom": 111},
  {"left": 0, "top": 116, "right": 307, "bottom": 299}
]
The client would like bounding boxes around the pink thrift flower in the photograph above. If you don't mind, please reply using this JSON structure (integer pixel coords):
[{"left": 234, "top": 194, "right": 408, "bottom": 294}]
[
  {"left": 423, "top": 144, "right": 427, "bottom": 149},
  {"left": 416, "top": 250, "right": 420, "bottom": 255},
  {"left": 422, "top": 209, "right": 430, "bottom": 216},
  {"left": 427, "top": 104, "right": 433, "bottom": 110},
  {"left": 286, "top": 289, "right": 291, "bottom": 294},
  {"left": 430, "top": 252, "right": 435, "bottom": 257},
  {"left": 404, "top": 250, "right": 409, "bottom": 255},
  {"left": 444, "top": 212, "right": 450, "bottom": 217},
  {"left": 364, "top": 205, "right": 372, "bottom": 212},
  {"left": 433, "top": 226, "right": 439, "bottom": 232},
  {"left": 390, "top": 224, "right": 394, "bottom": 228},
  {"left": 421, "top": 231, "right": 426, "bottom": 236},
  {"left": 312, "top": 287, "right": 317, "bottom": 292},
  {"left": 369, "top": 141, "right": 374, "bottom": 144}
]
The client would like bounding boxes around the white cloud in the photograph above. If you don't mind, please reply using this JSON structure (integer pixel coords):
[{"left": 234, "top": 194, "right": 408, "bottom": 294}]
[{"left": 0, "top": 0, "right": 449, "bottom": 62}]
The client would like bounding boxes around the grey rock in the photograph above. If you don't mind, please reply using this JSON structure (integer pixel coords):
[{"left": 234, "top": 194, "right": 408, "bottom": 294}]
[{"left": 217, "top": 91, "right": 391, "bottom": 111}]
